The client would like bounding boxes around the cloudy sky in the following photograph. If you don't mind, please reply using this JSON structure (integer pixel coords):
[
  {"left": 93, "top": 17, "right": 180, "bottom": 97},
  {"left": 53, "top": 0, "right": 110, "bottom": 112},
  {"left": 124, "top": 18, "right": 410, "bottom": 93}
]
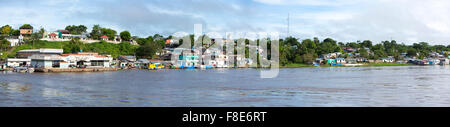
[{"left": 1, "top": 0, "right": 450, "bottom": 45}]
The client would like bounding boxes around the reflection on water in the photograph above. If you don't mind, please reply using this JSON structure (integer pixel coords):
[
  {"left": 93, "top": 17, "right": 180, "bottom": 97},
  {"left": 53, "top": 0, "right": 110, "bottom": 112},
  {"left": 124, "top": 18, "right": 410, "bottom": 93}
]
[{"left": 2, "top": 66, "right": 450, "bottom": 107}]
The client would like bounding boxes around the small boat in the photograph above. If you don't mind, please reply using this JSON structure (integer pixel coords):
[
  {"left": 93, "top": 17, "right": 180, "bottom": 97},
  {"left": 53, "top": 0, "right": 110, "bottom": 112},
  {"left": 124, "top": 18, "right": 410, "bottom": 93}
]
[
  {"left": 149, "top": 63, "right": 164, "bottom": 70},
  {"left": 200, "top": 65, "right": 213, "bottom": 69},
  {"left": 185, "top": 66, "right": 196, "bottom": 69}
]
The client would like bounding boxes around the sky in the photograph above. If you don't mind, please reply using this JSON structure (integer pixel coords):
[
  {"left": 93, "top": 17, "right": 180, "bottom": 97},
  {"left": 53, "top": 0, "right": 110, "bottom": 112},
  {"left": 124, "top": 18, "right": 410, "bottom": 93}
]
[{"left": 1, "top": 0, "right": 450, "bottom": 45}]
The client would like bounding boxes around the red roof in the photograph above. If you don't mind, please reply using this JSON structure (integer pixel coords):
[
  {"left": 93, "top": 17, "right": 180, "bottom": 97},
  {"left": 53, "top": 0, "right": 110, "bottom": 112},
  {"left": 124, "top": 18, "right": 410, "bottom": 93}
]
[
  {"left": 100, "top": 35, "right": 109, "bottom": 39},
  {"left": 48, "top": 33, "right": 58, "bottom": 37}
]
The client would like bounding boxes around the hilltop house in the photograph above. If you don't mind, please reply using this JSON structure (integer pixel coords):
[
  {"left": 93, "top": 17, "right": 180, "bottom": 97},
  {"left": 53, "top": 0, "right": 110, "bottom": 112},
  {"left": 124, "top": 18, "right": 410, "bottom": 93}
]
[
  {"left": 5, "top": 35, "right": 24, "bottom": 46},
  {"left": 100, "top": 35, "right": 109, "bottom": 41},
  {"left": 19, "top": 28, "right": 32, "bottom": 35}
]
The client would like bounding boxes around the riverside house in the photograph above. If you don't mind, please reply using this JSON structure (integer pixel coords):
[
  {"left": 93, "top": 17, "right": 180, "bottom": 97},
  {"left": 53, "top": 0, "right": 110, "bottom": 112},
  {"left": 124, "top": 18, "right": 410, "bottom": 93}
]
[
  {"left": 4, "top": 48, "right": 64, "bottom": 68},
  {"left": 29, "top": 52, "right": 113, "bottom": 69},
  {"left": 118, "top": 56, "right": 137, "bottom": 68},
  {"left": 5, "top": 58, "right": 31, "bottom": 67}
]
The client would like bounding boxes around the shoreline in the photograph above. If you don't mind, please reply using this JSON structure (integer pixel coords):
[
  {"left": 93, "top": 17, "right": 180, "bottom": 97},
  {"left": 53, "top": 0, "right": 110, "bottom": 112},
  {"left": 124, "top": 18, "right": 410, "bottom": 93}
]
[{"left": 0, "top": 63, "right": 436, "bottom": 73}]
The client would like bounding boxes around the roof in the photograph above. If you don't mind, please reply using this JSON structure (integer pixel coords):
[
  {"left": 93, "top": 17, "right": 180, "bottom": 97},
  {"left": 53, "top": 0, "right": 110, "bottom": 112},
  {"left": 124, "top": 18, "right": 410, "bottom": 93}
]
[
  {"left": 17, "top": 49, "right": 63, "bottom": 54},
  {"left": 48, "top": 33, "right": 58, "bottom": 36},
  {"left": 58, "top": 30, "right": 70, "bottom": 34},
  {"left": 6, "top": 58, "right": 31, "bottom": 62},
  {"left": 137, "top": 59, "right": 150, "bottom": 63},
  {"left": 100, "top": 35, "right": 109, "bottom": 38}
]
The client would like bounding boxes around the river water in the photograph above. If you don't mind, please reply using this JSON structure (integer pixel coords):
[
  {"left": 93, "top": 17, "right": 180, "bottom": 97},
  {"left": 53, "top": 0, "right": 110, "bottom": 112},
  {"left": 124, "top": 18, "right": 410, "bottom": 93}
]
[{"left": 1, "top": 66, "right": 450, "bottom": 107}]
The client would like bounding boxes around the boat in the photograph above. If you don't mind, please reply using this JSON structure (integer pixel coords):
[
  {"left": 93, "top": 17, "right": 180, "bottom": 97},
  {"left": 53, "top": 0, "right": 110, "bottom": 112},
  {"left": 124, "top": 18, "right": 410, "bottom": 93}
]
[
  {"left": 185, "top": 66, "right": 196, "bottom": 69},
  {"left": 200, "top": 65, "right": 213, "bottom": 69},
  {"left": 149, "top": 63, "right": 164, "bottom": 70},
  {"left": 14, "top": 67, "right": 35, "bottom": 73}
]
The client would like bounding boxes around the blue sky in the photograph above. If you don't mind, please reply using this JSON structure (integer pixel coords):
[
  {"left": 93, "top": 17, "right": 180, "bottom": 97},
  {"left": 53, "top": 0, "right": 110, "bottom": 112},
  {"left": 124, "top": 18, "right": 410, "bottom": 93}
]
[{"left": 1, "top": 0, "right": 450, "bottom": 45}]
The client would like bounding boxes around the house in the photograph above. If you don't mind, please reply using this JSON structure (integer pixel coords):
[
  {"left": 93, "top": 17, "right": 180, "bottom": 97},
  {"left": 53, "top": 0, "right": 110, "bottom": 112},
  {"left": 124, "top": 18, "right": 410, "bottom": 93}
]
[
  {"left": 6, "top": 38, "right": 19, "bottom": 47},
  {"left": 401, "top": 52, "right": 408, "bottom": 57},
  {"left": 118, "top": 56, "right": 136, "bottom": 68},
  {"left": 71, "top": 33, "right": 89, "bottom": 40},
  {"left": 315, "top": 58, "right": 324, "bottom": 64},
  {"left": 228, "top": 55, "right": 247, "bottom": 67},
  {"left": 439, "top": 58, "right": 449, "bottom": 65},
  {"left": 16, "top": 49, "right": 63, "bottom": 58},
  {"left": 356, "top": 57, "right": 367, "bottom": 63},
  {"left": 48, "top": 33, "right": 58, "bottom": 39},
  {"left": 382, "top": 56, "right": 395, "bottom": 63},
  {"left": 5, "top": 35, "right": 24, "bottom": 46},
  {"left": 177, "top": 55, "right": 199, "bottom": 68},
  {"left": 346, "top": 58, "right": 357, "bottom": 64},
  {"left": 6, "top": 58, "right": 31, "bottom": 67},
  {"left": 100, "top": 35, "right": 109, "bottom": 41},
  {"left": 30, "top": 52, "right": 113, "bottom": 69},
  {"left": 327, "top": 59, "right": 336, "bottom": 64},
  {"left": 428, "top": 59, "right": 440, "bottom": 65},
  {"left": 336, "top": 58, "right": 346, "bottom": 64},
  {"left": 135, "top": 59, "right": 150, "bottom": 68},
  {"left": 215, "top": 54, "right": 229, "bottom": 68},
  {"left": 19, "top": 28, "right": 33, "bottom": 35},
  {"left": 369, "top": 60, "right": 384, "bottom": 63}
]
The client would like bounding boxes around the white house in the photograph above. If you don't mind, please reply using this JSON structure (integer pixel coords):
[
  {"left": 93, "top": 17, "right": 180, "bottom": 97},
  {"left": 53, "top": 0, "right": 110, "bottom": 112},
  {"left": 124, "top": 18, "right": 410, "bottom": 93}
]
[
  {"left": 30, "top": 52, "right": 113, "bottom": 69},
  {"left": 6, "top": 58, "right": 31, "bottom": 67},
  {"left": 336, "top": 58, "right": 346, "bottom": 64},
  {"left": 382, "top": 57, "right": 395, "bottom": 63}
]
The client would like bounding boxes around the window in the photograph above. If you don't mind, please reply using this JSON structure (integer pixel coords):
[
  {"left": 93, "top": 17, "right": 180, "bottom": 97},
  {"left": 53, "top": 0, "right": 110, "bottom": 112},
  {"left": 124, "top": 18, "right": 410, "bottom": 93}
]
[
  {"left": 91, "top": 60, "right": 104, "bottom": 66},
  {"left": 52, "top": 60, "right": 60, "bottom": 68}
]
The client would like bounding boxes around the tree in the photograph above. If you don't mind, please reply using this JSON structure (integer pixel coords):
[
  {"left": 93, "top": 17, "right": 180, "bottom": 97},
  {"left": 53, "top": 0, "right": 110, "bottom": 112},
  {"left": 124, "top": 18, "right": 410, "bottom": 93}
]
[
  {"left": 407, "top": 48, "right": 417, "bottom": 57},
  {"left": 1, "top": 25, "right": 12, "bottom": 36},
  {"left": 136, "top": 41, "right": 158, "bottom": 58},
  {"left": 358, "top": 47, "right": 369, "bottom": 58},
  {"left": 19, "top": 24, "right": 33, "bottom": 29},
  {"left": 11, "top": 29, "right": 20, "bottom": 36},
  {"left": 90, "top": 25, "right": 102, "bottom": 40},
  {"left": 360, "top": 40, "right": 372, "bottom": 48},
  {"left": 65, "top": 25, "right": 87, "bottom": 35},
  {"left": 0, "top": 38, "right": 11, "bottom": 51},
  {"left": 120, "top": 31, "right": 131, "bottom": 41}
]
